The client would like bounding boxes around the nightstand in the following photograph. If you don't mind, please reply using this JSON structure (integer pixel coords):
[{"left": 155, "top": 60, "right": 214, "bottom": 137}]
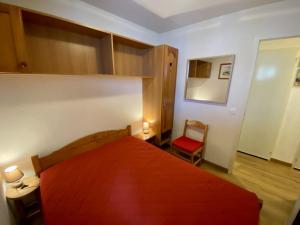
[
  {"left": 134, "top": 129, "right": 156, "bottom": 143},
  {"left": 6, "top": 176, "right": 42, "bottom": 225}
]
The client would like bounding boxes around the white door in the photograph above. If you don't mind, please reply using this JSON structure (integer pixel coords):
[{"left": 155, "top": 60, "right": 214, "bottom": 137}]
[{"left": 238, "top": 43, "right": 298, "bottom": 159}]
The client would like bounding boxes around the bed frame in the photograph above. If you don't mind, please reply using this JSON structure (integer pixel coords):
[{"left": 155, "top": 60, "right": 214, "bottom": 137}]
[{"left": 31, "top": 126, "right": 131, "bottom": 176}]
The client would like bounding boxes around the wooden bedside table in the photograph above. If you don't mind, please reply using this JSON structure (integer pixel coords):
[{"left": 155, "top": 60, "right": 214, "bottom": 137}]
[
  {"left": 6, "top": 176, "right": 42, "bottom": 225},
  {"left": 134, "top": 129, "right": 156, "bottom": 143}
]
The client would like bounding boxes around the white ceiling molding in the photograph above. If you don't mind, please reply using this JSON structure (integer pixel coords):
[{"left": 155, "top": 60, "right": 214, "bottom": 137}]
[
  {"left": 133, "top": 0, "right": 248, "bottom": 18},
  {"left": 82, "top": 0, "right": 283, "bottom": 32}
]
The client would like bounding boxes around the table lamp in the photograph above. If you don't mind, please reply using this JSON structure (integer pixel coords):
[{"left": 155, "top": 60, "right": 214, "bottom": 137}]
[
  {"left": 3, "top": 165, "right": 25, "bottom": 189},
  {"left": 143, "top": 121, "right": 150, "bottom": 134}
]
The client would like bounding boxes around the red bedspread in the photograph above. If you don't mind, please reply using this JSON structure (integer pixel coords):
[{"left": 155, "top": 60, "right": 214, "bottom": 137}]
[{"left": 40, "top": 136, "right": 259, "bottom": 225}]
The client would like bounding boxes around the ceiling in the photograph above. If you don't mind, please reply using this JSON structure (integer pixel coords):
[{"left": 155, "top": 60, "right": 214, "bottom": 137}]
[{"left": 82, "top": 0, "right": 283, "bottom": 33}]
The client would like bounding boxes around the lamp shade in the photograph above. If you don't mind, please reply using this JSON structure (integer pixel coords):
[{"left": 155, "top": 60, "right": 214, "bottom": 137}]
[
  {"left": 3, "top": 165, "right": 24, "bottom": 183},
  {"left": 143, "top": 122, "right": 149, "bottom": 130}
]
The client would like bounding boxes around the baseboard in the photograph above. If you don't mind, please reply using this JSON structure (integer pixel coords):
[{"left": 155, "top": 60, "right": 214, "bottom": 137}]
[
  {"left": 203, "top": 160, "right": 228, "bottom": 173},
  {"left": 238, "top": 151, "right": 292, "bottom": 167},
  {"left": 237, "top": 151, "right": 268, "bottom": 160},
  {"left": 270, "top": 158, "right": 292, "bottom": 167}
]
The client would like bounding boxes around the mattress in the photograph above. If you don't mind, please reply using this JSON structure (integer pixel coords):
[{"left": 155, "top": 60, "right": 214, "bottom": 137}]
[{"left": 40, "top": 136, "right": 259, "bottom": 225}]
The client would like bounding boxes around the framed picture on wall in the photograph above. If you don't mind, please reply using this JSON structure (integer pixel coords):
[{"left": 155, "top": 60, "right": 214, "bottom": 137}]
[
  {"left": 295, "top": 58, "right": 300, "bottom": 86},
  {"left": 218, "top": 63, "right": 232, "bottom": 79},
  {"left": 295, "top": 69, "right": 300, "bottom": 86}
]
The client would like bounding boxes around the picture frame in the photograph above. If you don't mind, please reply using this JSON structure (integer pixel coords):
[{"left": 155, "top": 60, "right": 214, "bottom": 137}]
[
  {"left": 218, "top": 63, "right": 232, "bottom": 79},
  {"left": 295, "top": 58, "right": 300, "bottom": 86},
  {"left": 295, "top": 69, "right": 300, "bottom": 86}
]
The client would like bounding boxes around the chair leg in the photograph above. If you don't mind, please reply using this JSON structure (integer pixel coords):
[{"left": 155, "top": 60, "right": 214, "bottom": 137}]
[
  {"left": 191, "top": 154, "right": 195, "bottom": 164},
  {"left": 194, "top": 157, "right": 202, "bottom": 165},
  {"left": 193, "top": 151, "right": 204, "bottom": 165},
  {"left": 172, "top": 146, "right": 204, "bottom": 165}
]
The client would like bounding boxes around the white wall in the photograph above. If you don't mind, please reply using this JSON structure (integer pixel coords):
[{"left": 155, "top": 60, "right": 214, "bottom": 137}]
[
  {"left": 161, "top": 0, "right": 300, "bottom": 169},
  {"left": 0, "top": 75, "right": 142, "bottom": 168},
  {"left": 186, "top": 55, "right": 233, "bottom": 103},
  {"left": 273, "top": 87, "right": 300, "bottom": 163},
  {"left": 272, "top": 49, "right": 300, "bottom": 164},
  {"left": 0, "top": 1, "right": 159, "bottom": 224},
  {"left": 239, "top": 47, "right": 298, "bottom": 159}
]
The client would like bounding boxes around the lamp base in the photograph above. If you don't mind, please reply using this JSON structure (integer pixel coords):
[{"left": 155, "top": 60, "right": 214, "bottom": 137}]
[
  {"left": 143, "top": 129, "right": 149, "bottom": 134},
  {"left": 10, "top": 180, "right": 27, "bottom": 189}
]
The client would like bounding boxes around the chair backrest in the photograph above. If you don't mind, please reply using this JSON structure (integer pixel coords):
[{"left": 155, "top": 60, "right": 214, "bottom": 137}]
[{"left": 183, "top": 120, "right": 208, "bottom": 143}]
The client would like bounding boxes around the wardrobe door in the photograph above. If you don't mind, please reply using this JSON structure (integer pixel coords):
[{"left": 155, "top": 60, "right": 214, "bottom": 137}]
[
  {"left": 0, "top": 3, "right": 29, "bottom": 72},
  {"left": 161, "top": 46, "right": 178, "bottom": 133}
]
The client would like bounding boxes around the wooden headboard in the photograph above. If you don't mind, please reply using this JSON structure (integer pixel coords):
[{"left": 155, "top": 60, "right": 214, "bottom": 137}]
[{"left": 31, "top": 126, "right": 131, "bottom": 176}]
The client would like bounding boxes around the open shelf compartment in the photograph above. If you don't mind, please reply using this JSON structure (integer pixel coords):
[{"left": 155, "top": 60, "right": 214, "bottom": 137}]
[
  {"left": 112, "top": 35, "right": 154, "bottom": 77},
  {"left": 22, "top": 10, "right": 114, "bottom": 75}
]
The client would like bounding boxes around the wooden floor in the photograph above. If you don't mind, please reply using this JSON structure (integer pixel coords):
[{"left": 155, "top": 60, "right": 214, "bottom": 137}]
[{"left": 200, "top": 152, "right": 300, "bottom": 225}]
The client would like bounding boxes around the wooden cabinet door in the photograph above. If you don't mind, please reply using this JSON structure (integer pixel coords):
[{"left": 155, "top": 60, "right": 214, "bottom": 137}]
[
  {"left": 0, "top": 3, "right": 29, "bottom": 72},
  {"left": 161, "top": 46, "right": 178, "bottom": 133}
]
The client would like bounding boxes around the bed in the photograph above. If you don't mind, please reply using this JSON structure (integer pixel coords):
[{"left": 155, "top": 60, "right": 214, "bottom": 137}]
[{"left": 31, "top": 126, "right": 260, "bottom": 225}]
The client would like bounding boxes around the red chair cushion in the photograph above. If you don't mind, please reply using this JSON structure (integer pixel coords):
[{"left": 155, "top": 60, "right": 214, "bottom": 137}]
[{"left": 172, "top": 136, "right": 204, "bottom": 153}]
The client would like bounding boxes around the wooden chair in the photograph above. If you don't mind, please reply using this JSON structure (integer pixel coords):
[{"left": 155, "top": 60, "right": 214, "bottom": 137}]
[{"left": 171, "top": 120, "right": 208, "bottom": 165}]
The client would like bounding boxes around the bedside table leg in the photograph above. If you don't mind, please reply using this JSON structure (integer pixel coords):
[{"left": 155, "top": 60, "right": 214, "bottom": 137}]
[
  {"left": 7, "top": 199, "right": 28, "bottom": 225},
  {"left": 34, "top": 187, "right": 43, "bottom": 217}
]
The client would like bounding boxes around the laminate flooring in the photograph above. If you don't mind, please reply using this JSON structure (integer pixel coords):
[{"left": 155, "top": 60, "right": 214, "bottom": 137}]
[{"left": 200, "top": 152, "right": 300, "bottom": 225}]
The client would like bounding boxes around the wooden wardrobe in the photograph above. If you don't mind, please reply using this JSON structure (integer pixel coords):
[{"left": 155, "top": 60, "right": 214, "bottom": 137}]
[{"left": 143, "top": 45, "right": 178, "bottom": 146}]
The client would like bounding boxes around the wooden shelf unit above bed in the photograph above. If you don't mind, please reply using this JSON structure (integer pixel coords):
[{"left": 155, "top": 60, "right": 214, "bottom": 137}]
[
  {"left": 0, "top": 2, "right": 155, "bottom": 77},
  {"left": 1, "top": 2, "right": 179, "bottom": 148},
  {"left": 113, "top": 35, "right": 154, "bottom": 77},
  {"left": 22, "top": 11, "right": 115, "bottom": 75}
]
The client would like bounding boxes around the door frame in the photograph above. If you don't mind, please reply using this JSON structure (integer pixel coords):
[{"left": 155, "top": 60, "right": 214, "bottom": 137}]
[{"left": 228, "top": 34, "right": 300, "bottom": 174}]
